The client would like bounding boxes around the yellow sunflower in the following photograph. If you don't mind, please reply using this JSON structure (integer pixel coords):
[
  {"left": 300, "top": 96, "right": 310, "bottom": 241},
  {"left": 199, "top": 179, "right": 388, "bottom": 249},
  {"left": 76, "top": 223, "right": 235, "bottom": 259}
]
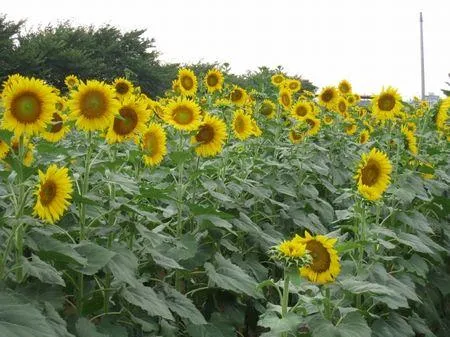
[
  {"left": 278, "top": 239, "right": 307, "bottom": 258},
  {"left": 291, "top": 100, "right": 312, "bottom": 121},
  {"left": 204, "top": 69, "right": 224, "bottom": 93},
  {"left": 23, "top": 143, "right": 35, "bottom": 167},
  {"left": 141, "top": 123, "right": 167, "bottom": 167},
  {"left": 0, "top": 139, "right": 9, "bottom": 160},
  {"left": 113, "top": 78, "right": 134, "bottom": 98},
  {"left": 1, "top": 76, "right": 58, "bottom": 136},
  {"left": 64, "top": 75, "right": 80, "bottom": 89},
  {"left": 34, "top": 165, "right": 73, "bottom": 224},
  {"left": 288, "top": 129, "right": 304, "bottom": 144},
  {"left": 250, "top": 119, "right": 262, "bottom": 137},
  {"left": 164, "top": 97, "right": 202, "bottom": 131},
  {"left": 68, "top": 80, "right": 119, "bottom": 131},
  {"left": 41, "top": 111, "right": 70, "bottom": 142},
  {"left": 232, "top": 109, "right": 253, "bottom": 140},
  {"left": 271, "top": 73, "right": 285, "bottom": 86},
  {"left": 436, "top": 97, "right": 449, "bottom": 134},
  {"left": 2, "top": 74, "right": 24, "bottom": 90},
  {"left": 295, "top": 232, "right": 340, "bottom": 284},
  {"left": 304, "top": 116, "right": 321, "bottom": 136},
  {"left": 323, "top": 115, "right": 334, "bottom": 125},
  {"left": 371, "top": 87, "right": 403, "bottom": 121},
  {"left": 358, "top": 130, "right": 370, "bottom": 144},
  {"left": 286, "top": 79, "right": 302, "bottom": 93},
  {"left": 278, "top": 88, "right": 292, "bottom": 109},
  {"left": 336, "top": 97, "right": 348, "bottom": 116},
  {"left": 338, "top": 79, "right": 352, "bottom": 94},
  {"left": 259, "top": 100, "right": 276, "bottom": 119},
  {"left": 355, "top": 148, "right": 392, "bottom": 201},
  {"left": 191, "top": 114, "right": 227, "bottom": 157},
  {"left": 346, "top": 94, "right": 356, "bottom": 106},
  {"left": 172, "top": 79, "right": 181, "bottom": 94},
  {"left": 178, "top": 68, "right": 198, "bottom": 96},
  {"left": 401, "top": 126, "right": 418, "bottom": 155},
  {"left": 229, "top": 86, "right": 248, "bottom": 106},
  {"left": 345, "top": 123, "right": 357, "bottom": 136},
  {"left": 106, "top": 96, "right": 149, "bottom": 143},
  {"left": 318, "top": 86, "right": 338, "bottom": 109}
]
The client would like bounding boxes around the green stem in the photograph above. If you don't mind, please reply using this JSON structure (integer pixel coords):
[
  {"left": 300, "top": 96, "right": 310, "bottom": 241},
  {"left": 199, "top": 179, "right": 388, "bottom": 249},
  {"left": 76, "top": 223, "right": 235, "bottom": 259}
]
[
  {"left": 281, "top": 269, "right": 290, "bottom": 337},
  {"left": 175, "top": 134, "right": 185, "bottom": 292},
  {"left": 324, "top": 287, "right": 332, "bottom": 320},
  {"left": 14, "top": 135, "right": 26, "bottom": 282}
]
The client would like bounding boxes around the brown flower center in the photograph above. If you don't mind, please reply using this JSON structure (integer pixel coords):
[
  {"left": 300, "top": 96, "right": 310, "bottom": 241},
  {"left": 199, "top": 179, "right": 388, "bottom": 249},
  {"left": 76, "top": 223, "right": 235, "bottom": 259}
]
[
  {"left": 113, "top": 107, "right": 138, "bottom": 135},
  {"left": 207, "top": 74, "right": 219, "bottom": 87},
  {"left": 378, "top": 93, "right": 395, "bottom": 111},
  {"left": 80, "top": 90, "right": 108, "bottom": 119},
  {"left": 115, "top": 82, "right": 130, "bottom": 95},
  {"left": 296, "top": 105, "right": 308, "bottom": 117},
  {"left": 306, "top": 118, "right": 316, "bottom": 129},
  {"left": 196, "top": 124, "right": 214, "bottom": 143},
  {"left": 361, "top": 159, "right": 380, "bottom": 186},
  {"left": 49, "top": 113, "right": 63, "bottom": 133},
  {"left": 306, "top": 240, "right": 331, "bottom": 273},
  {"left": 321, "top": 89, "right": 334, "bottom": 103},
  {"left": 181, "top": 75, "right": 194, "bottom": 90},
  {"left": 11, "top": 92, "right": 42, "bottom": 124},
  {"left": 234, "top": 116, "right": 245, "bottom": 133},
  {"left": 260, "top": 103, "right": 273, "bottom": 116},
  {"left": 281, "top": 93, "right": 291, "bottom": 107},
  {"left": 40, "top": 180, "right": 57, "bottom": 206},
  {"left": 231, "top": 89, "right": 243, "bottom": 102},
  {"left": 338, "top": 101, "right": 347, "bottom": 113},
  {"left": 172, "top": 105, "right": 194, "bottom": 125},
  {"left": 143, "top": 133, "right": 158, "bottom": 156},
  {"left": 289, "top": 82, "right": 299, "bottom": 90},
  {"left": 339, "top": 83, "right": 350, "bottom": 93}
]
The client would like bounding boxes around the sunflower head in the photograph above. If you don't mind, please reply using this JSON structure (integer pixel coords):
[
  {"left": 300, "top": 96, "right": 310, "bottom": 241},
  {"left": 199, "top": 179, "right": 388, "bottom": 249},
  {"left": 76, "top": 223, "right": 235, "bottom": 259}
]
[
  {"left": 285, "top": 79, "right": 302, "bottom": 93},
  {"left": 358, "top": 129, "right": 370, "bottom": 144},
  {"left": 229, "top": 86, "right": 248, "bottom": 106},
  {"left": 372, "top": 87, "right": 403, "bottom": 121},
  {"left": 178, "top": 68, "right": 198, "bottom": 96},
  {"left": 338, "top": 79, "right": 352, "bottom": 94},
  {"left": 65, "top": 75, "right": 80, "bottom": 89},
  {"left": 34, "top": 165, "right": 73, "bottom": 223},
  {"left": 288, "top": 128, "right": 305, "bottom": 144},
  {"left": 323, "top": 115, "right": 333, "bottom": 125},
  {"left": 296, "top": 232, "right": 340, "bottom": 284},
  {"left": 271, "top": 73, "right": 285, "bottom": 86},
  {"left": 42, "top": 111, "right": 70, "bottom": 143},
  {"left": 232, "top": 109, "right": 253, "bottom": 140},
  {"left": 278, "top": 88, "right": 292, "bottom": 109},
  {"left": 291, "top": 100, "right": 312, "bottom": 120},
  {"left": 336, "top": 97, "right": 348, "bottom": 116},
  {"left": 141, "top": 123, "right": 167, "bottom": 167},
  {"left": 259, "top": 100, "right": 276, "bottom": 119},
  {"left": 204, "top": 69, "right": 224, "bottom": 93},
  {"left": 355, "top": 148, "right": 392, "bottom": 201},
  {"left": 345, "top": 123, "right": 357, "bottom": 136},
  {"left": 113, "top": 78, "right": 134, "bottom": 97},
  {"left": 401, "top": 126, "right": 418, "bottom": 155},
  {"left": 164, "top": 97, "right": 202, "bottom": 131},
  {"left": 318, "top": 86, "right": 338, "bottom": 108},
  {"left": 304, "top": 116, "right": 321, "bottom": 136},
  {"left": 191, "top": 114, "right": 227, "bottom": 157}
]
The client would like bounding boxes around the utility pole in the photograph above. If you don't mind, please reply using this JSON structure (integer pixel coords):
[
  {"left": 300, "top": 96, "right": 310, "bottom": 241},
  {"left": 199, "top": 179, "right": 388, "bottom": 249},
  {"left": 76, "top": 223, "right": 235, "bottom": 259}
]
[{"left": 420, "top": 12, "right": 425, "bottom": 100}]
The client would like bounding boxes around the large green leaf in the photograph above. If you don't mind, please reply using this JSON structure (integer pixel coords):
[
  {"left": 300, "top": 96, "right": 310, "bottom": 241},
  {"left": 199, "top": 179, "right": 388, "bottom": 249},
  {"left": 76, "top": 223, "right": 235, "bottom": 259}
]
[
  {"left": 72, "top": 241, "right": 116, "bottom": 275},
  {"left": 309, "top": 312, "right": 371, "bottom": 337},
  {"left": 75, "top": 317, "right": 109, "bottom": 337},
  {"left": 22, "top": 255, "right": 65, "bottom": 286},
  {"left": 371, "top": 313, "right": 414, "bottom": 337},
  {"left": 163, "top": 286, "right": 207, "bottom": 325},
  {"left": 106, "top": 245, "right": 139, "bottom": 287},
  {"left": 258, "top": 311, "right": 302, "bottom": 336}
]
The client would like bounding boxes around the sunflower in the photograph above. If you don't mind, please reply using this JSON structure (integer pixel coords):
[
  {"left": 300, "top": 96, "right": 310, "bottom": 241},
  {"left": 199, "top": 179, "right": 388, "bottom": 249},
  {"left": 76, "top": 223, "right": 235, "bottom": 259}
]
[
  {"left": 345, "top": 123, "right": 357, "bottom": 136},
  {"left": 229, "top": 86, "right": 248, "bottom": 106},
  {"left": 2, "top": 74, "right": 24, "bottom": 90},
  {"left": 304, "top": 116, "right": 321, "bottom": 136},
  {"left": 68, "top": 80, "right": 119, "bottom": 131},
  {"left": 259, "top": 100, "right": 276, "bottom": 119},
  {"left": 288, "top": 129, "right": 304, "bottom": 144},
  {"left": 346, "top": 94, "right": 356, "bottom": 106},
  {"left": 191, "top": 114, "right": 227, "bottom": 157},
  {"left": 105, "top": 96, "right": 149, "bottom": 143},
  {"left": 323, "top": 115, "right": 333, "bottom": 125},
  {"left": 278, "top": 239, "right": 307, "bottom": 258},
  {"left": 41, "top": 111, "right": 70, "bottom": 142},
  {"left": 204, "top": 69, "right": 224, "bottom": 93},
  {"left": 318, "top": 86, "right": 338, "bottom": 109},
  {"left": 338, "top": 79, "right": 352, "bottom": 94},
  {"left": 371, "top": 87, "right": 403, "bottom": 121},
  {"left": 358, "top": 130, "right": 370, "bottom": 144},
  {"left": 271, "top": 73, "right": 285, "bottom": 86},
  {"left": 278, "top": 88, "right": 292, "bottom": 109},
  {"left": 295, "top": 232, "right": 340, "bottom": 284},
  {"left": 0, "top": 139, "right": 9, "bottom": 160},
  {"left": 113, "top": 78, "right": 134, "bottom": 98},
  {"left": 64, "top": 75, "right": 80, "bottom": 89},
  {"left": 401, "top": 126, "right": 418, "bottom": 155},
  {"left": 178, "top": 68, "right": 198, "bottom": 96},
  {"left": 250, "top": 119, "right": 262, "bottom": 137},
  {"left": 23, "top": 143, "right": 35, "bottom": 167},
  {"left": 1, "top": 77, "right": 58, "bottom": 136},
  {"left": 355, "top": 148, "right": 392, "bottom": 201},
  {"left": 286, "top": 79, "right": 302, "bottom": 93},
  {"left": 291, "top": 100, "right": 312, "bottom": 121},
  {"left": 232, "top": 109, "right": 253, "bottom": 140},
  {"left": 436, "top": 97, "right": 449, "bottom": 133},
  {"left": 34, "top": 165, "right": 73, "bottom": 224},
  {"left": 336, "top": 97, "right": 348, "bottom": 116},
  {"left": 141, "top": 123, "right": 167, "bottom": 167},
  {"left": 164, "top": 97, "right": 202, "bottom": 131}
]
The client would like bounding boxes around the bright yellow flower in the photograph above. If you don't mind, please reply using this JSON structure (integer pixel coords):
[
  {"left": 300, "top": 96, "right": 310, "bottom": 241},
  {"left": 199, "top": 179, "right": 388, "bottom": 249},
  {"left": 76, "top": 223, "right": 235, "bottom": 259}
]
[
  {"left": 163, "top": 97, "right": 202, "bottom": 131},
  {"left": 42, "top": 111, "right": 70, "bottom": 143},
  {"left": 271, "top": 73, "right": 285, "bottom": 86},
  {"left": 259, "top": 100, "right": 276, "bottom": 119},
  {"left": 191, "top": 114, "right": 227, "bottom": 157},
  {"left": 141, "top": 123, "right": 167, "bottom": 167},
  {"left": 178, "top": 68, "right": 198, "bottom": 96},
  {"left": 65, "top": 75, "right": 80, "bottom": 89},
  {"left": 318, "top": 86, "right": 338, "bottom": 109},
  {"left": 278, "top": 88, "right": 292, "bottom": 109},
  {"left": 204, "top": 69, "right": 224, "bottom": 93},
  {"left": 291, "top": 100, "right": 312, "bottom": 121},
  {"left": 232, "top": 109, "right": 253, "bottom": 140},
  {"left": 278, "top": 239, "right": 307, "bottom": 258},
  {"left": 229, "top": 86, "right": 248, "bottom": 106},
  {"left": 113, "top": 78, "right": 134, "bottom": 98},
  {"left": 371, "top": 86, "right": 403, "bottom": 121},
  {"left": 338, "top": 79, "right": 352, "bottom": 94}
]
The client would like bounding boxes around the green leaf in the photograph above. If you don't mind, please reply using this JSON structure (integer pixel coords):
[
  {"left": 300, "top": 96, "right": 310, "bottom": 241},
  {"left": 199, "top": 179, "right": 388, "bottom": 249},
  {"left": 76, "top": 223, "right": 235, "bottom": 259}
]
[
  {"left": 42, "top": 303, "right": 75, "bottom": 337},
  {"left": 397, "top": 211, "right": 433, "bottom": 234},
  {"left": 22, "top": 255, "right": 65, "bottom": 286},
  {"left": 121, "top": 285, "right": 173, "bottom": 321},
  {"left": 75, "top": 317, "right": 109, "bottom": 337},
  {"left": 106, "top": 171, "right": 139, "bottom": 194},
  {"left": 204, "top": 253, "right": 261, "bottom": 298},
  {"left": 340, "top": 279, "right": 397, "bottom": 296},
  {"left": 163, "top": 286, "right": 207, "bottom": 325},
  {"left": 309, "top": 312, "right": 371, "bottom": 337},
  {"left": 106, "top": 245, "right": 139, "bottom": 287},
  {"left": 258, "top": 311, "right": 302, "bottom": 335},
  {"left": 72, "top": 241, "right": 116, "bottom": 275},
  {"left": 147, "top": 248, "right": 184, "bottom": 270},
  {"left": 396, "top": 233, "right": 433, "bottom": 254},
  {"left": 372, "top": 313, "right": 414, "bottom": 337}
]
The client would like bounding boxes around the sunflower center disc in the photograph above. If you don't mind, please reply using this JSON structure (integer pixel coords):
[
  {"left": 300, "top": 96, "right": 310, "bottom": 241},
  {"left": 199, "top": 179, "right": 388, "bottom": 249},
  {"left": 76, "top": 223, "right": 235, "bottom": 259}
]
[
  {"left": 338, "top": 102, "right": 346, "bottom": 113},
  {"left": 296, "top": 106, "right": 308, "bottom": 117},
  {"left": 378, "top": 94, "right": 395, "bottom": 111},
  {"left": 260, "top": 104, "right": 273, "bottom": 116},
  {"left": 49, "top": 113, "right": 63, "bottom": 133},
  {"left": 235, "top": 117, "right": 245, "bottom": 133},
  {"left": 289, "top": 82, "right": 298, "bottom": 90},
  {"left": 143, "top": 134, "right": 158, "bottom": 156},
  {"left": 173, "top": 106, "right": 193, "bottom": 125},
  {"left": 322, "top": 90, "right": 333, "bottom": 103},
  {"left": 116, "top": 83, "right": 130, "bottom": 95},
  {"left": 113, "top": 107, "right": 138, "bottom": 135},
  {"left": 12, "top": 93, "right": 41, "bottom": 123},
  {"left": 207, "top": 75, "right": 218, "bottom": 86},
  {"left": 196, "top": 124, "right": 214, "bottom": 143},
  {"left": 81, "top": 91, "right": 107, "bottom": 118},
  {"left": 40, "top": 180, "right": 57, "bottom": 206},
  {"left": 361, "top": 160, "right": 380, "bottom": 186},
  {"left": 181, "top": 76, "right": 194, "bottom": 90},
  {"left": 231, "top": 89, "right": 243, "bottom": 102},
  {"left": 306, "top": 240, "right": 331, "bottom": 273},
  {"left": 281, "top": 94, "right": 290, "bottom": 106},
  {"left": 274, "top": 76, "right": 283, "bottom": 84},
  {"left": 306, "top": 118, "right": 315, "bottom": 129}
]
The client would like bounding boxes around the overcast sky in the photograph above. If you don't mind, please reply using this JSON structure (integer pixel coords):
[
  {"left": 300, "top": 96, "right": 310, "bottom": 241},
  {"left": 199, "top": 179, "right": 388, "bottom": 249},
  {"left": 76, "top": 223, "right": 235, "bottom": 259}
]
[{"left": 3, "top": 0, "right": 450, "bottom": 98}]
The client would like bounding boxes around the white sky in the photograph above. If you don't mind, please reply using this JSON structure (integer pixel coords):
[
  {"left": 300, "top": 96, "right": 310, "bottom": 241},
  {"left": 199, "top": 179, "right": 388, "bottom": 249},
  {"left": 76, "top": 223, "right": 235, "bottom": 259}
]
[{"left": 3, "top": 0, "right": 450, "bottom": 98}]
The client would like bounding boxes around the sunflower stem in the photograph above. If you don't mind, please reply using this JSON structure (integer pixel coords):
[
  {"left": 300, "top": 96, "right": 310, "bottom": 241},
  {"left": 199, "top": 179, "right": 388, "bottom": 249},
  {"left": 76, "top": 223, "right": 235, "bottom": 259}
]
[
  {"left": 175, "top": 134, "right": 185, "bottom": 292},
  {"left": 324, "top": 286, "right": 332, "bottom": 320},
  {"left": 281, "top": 269, "right": 290, "bottom": 337},
  {"left": 14, "top": 134, "right": 26, "bottom": 282}
]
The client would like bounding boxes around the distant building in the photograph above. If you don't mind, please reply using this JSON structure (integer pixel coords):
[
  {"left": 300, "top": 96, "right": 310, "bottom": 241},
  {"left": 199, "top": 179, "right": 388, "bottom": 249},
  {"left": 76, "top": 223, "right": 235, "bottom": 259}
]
[{"left": 424, "top": 92, "right": 440, "bottom": 105}]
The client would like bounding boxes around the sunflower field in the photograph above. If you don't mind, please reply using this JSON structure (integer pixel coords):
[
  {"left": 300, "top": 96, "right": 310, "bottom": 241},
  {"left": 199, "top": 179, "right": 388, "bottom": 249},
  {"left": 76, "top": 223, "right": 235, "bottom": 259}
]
[{"left": 0, "top": 69, "right": 449, "bottom": 337}]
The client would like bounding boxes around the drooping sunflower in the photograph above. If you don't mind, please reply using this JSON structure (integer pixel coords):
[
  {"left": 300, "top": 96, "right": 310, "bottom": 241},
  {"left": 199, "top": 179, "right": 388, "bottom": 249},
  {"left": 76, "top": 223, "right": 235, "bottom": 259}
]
[
  {"left": 34, "top": 165, "right": 73, "bottom": 224},
  {"left": 401, "top": 126, "right": 418, "bottom": 155},
  {"left": 291, "top": 100, "right": 312, "bottom": 121},
  {"left": 164, "top": 97, "right": 202, "bottom": 131},
  {"left": 288, "top": 128, "right": 304, "bottom": 144},
  {"left": 250, "top": 118, "right": 262, "bottom": 137},
  {"left": 318, "top": 86, "right": 338, "bottom": 109},
  {"left": 204, "top": 69, "right": 224, "bottom": 93},
  {"left": 355, "top": 148, "right": 392, "bottom": 201},
  {"left": 358, "top": 129, "right": 370, "bottom": 144},
  {"left": 232, "top": 109, "right": 253, "bottom": 140},
  {"left": 191, "top": 114, "right": 227, "bottom": 157},
  {"left": 278, "top": 88, "right": 292, "bottom": 109},
  {"left": 106, "top": 96, "right": 149, "bottom": 143},
  {"left": 338, "top": 79, "right": 352, "bottom": 94},
  {"left": 295, "top": 232, "right": 340, "bottom": 284},
  {"left": 68, "top": 80, "right": 119, "bottom": 131},
  {"left": 304, "top": 116, "right": 321, "bottom": 136},
  {"left": 0, "top": 139, "right": 9, "bottom": 160},
  {"left": 278, "top": 239, "right": 307, "bottom": 258},
  {"left": 371, "top": 87, "right": 403, "bottom": 121},
  {"left": 64, "top": 75, "right": 80, "bottom": 89},
  {"left": 1, "top": 77, "right": 58, "bottom": 136},
  {"left": 286, "top": 79, "right": 302, "bottom": 93},
  {"left": 229, "top": 86, "right": 248, "bottom": 106},
  {"left": 41, "top": 112, "right": 70, "bottom": 142},
  {"left": 113, "top": 78, "right": 134, "bottom": 98},
  {"left": 271, "top": 73, "right": 285, "bottom": 87},
  {"left": 178, "top": 68, "right": 198, "bottom": 96},
  {"left": 141, "top": 123, "right": 167, "bottom": 167},
  {"left": 259, "top": 99, "right": 276, "bottom": 119}
]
